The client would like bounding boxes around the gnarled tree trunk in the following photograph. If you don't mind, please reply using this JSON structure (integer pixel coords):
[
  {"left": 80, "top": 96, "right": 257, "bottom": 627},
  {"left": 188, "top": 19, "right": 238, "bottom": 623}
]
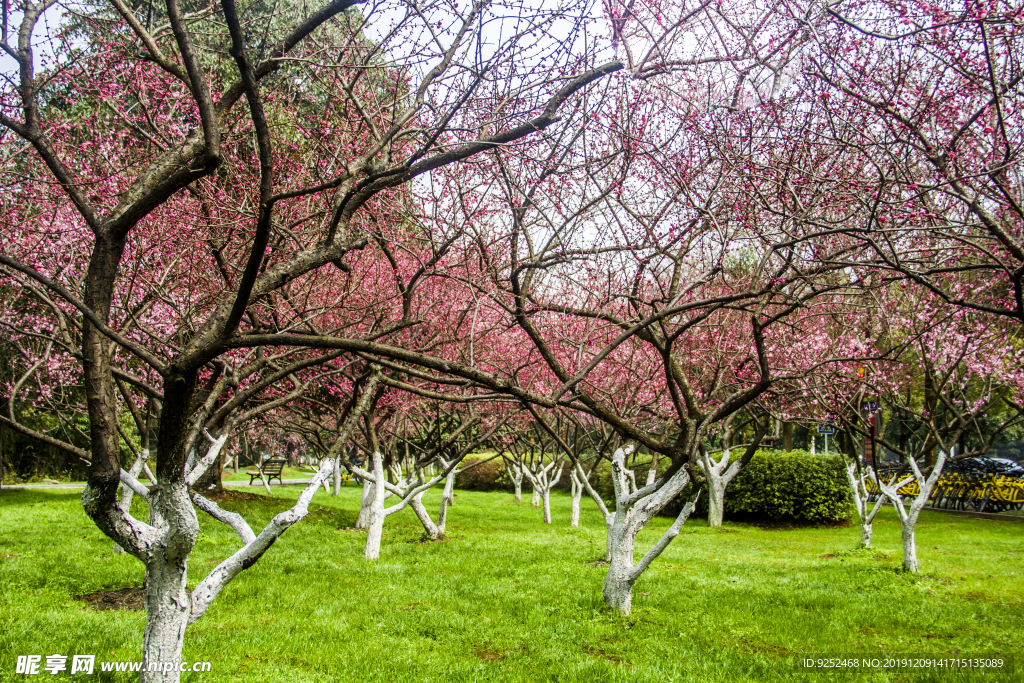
[{"left": 600, "top": 447, "right": 700, "bottom": 615}]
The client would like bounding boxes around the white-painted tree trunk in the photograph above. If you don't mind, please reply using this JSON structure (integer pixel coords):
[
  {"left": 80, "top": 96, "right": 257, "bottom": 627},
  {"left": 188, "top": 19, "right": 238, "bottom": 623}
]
[
  {"left": 364, "top": 451, "right": 387, "bottom": 560},
  {"left": 873, "top": 451, "right": 947, "bottom": 572},
  {"left": 697, "top": 448, "right": 743, "bottom": 528},
  {"left": 706, "top": 476, "right": 727, "bottom": 527},
  {"left": 109, "top": 396, "right": 358, "bottom": 681},
  {"left": 409, "top": 491, "right": 441, "bottom": 539},
  {"left": 531, "top": 485, "right": 540, "bottom": 507},
  {"left": 599, "top": 447, "right": 700, "bottom": 615},
  {"left": 901, "top": 521, "right": 919, "bottom": 572},
  {"left": 119, "top": 448, "right": 150, "bottom": 512},
  {"left": 355, "top": 478, "right": 373, "bottom": 530},
  {"left": 442, "top": 467, "right": 456, "bottom": 508},
  {"left": 142, "top": 557, "right": 191, "bottom": 683},
  {"left": 845, "top": 461, "right": 883, "bottom": 547},
  {"left": 436, "top": 488, "right": 451, "bottom": 536},
  {"left": 570, "top": 468, "right": 582, "bottom": 527},
  {"left": 505, "top": 462, "right": 524, "bottom": 502},
  {"left": 409, "top": 453, "right": 465, "bottom": 539},
  {"left": 114, "top": 448, "right": 152, "bottom": 556},
  {"left": 140, "top": 483, "right": 197, "bottom": 683},
  {"left": 522, "top": 458, "right": 563, "bottom": 524},
  {"left": 602, "top": 513, "right": 638, "bottom": 614},
  {"left": 332, "top": 455, "right": 341, "bottom": 496},
  {"left": 256, "top": 467, "right": 272, "bottom": 495},
  {"left": 345, "top": 451, "right": 470, "bottom": 551},
  {"left": 441, "top": 468, "right": 456, "bottom": 513},
  {"left": 189, "top": 459, "right": 334, "bottom": 622}
]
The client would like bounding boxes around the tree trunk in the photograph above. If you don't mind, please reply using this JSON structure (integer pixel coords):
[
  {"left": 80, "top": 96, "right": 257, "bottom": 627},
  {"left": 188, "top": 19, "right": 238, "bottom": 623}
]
[
  {"left": 861, "top": 520, "right": 873, "bottom": 548},
  {"left": 706, "top": 476, "right": 726, "bottom": 527},
  {"left": 355, "top": 478, "right": 373, "bottom": 530},
  {"left": 410, "top": 492, "right": 441, "bottom": 540},
  {"left": 570, "top": 475, "right": 581, "bottom": 527},
  {"left": 192, "top": 447, "right": 226, "bottom": 493},
  {"left": 436, "top": 490, "right": 450, "bottom": 538},
  {"left": 531, "top": 486, "right": 540, "bottom": 507},
  {"left": 901, "top": 517, "right": 918, "bottom": 572},
  {"left": 876, "top": 452, "right": 946, "bottom": 572},
  {"left": 141, "top": 556, "right": 191, "bottom": 683},
  {"left": 364, "top": 451, "right": 386, "bottom": 559},
  {"left": 119, "top": 448, "right": 151, "bottom": 513},
  {"left": 542, "top": 488, "right": 552, "bottom": 524},
  {"left": 440, "top": 471, "right": 456, "bottom": 524},
  {"left": 602, "top": 516, "right": 637, "bottom": 615},
  {"left": 443, "top": 469, "right": 456, "bottom": 508},
  {"left": 596, "top": 447, "right": 699, "bottom": 615},
  {"left": 699, "top": 450, "right": 740, "bottom": 529},
  {"left": 845, "top": 461, "right": 880, "bottom": 548},
  {"left": 332, "top": 455, "right": 341, "bottom": 496},
  {"left": 140, "top": 484, "right": 199, "bottom": 683},
  {"left": 514, "top": 479, "right": 522, "bottom": 502}
]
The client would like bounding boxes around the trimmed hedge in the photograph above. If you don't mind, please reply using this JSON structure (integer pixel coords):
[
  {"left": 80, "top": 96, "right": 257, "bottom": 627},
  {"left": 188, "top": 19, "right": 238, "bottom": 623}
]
[
  {"left": 454, "top": 455, "right": 508, "bottom": 491},
  {"left": 723, "top": 449, "right": 852, "bottom": 524}
]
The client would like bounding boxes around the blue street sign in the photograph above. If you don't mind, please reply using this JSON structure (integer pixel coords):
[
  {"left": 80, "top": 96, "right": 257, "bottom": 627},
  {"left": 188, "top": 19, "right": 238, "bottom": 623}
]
[
  {"left": 861, "top": 401, "right": 879, "bottom": 413},
  {"left": 817, "top": 424, "right": 835, "bottom": 435}
]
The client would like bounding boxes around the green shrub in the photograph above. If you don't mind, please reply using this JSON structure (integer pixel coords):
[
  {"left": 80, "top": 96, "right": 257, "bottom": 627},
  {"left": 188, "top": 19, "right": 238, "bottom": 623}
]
[
  {"left": 454, "top": 455, "right": 509, "bottom": 491},
  {"left": 723, "top": 449, "right": 852, "bottom": 524}
]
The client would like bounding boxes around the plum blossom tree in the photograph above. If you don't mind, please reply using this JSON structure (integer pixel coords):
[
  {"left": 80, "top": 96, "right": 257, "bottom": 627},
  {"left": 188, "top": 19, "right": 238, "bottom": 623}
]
[
  {"left": 341, "top": 390, "right": 507, "bottom": 556},
  {"left": 0, "top": 0, "right": 656, "bottom": 675},
  {"left": 517, "top": 428, "right": 565, "bottom": 525},
  {"left": 455, "top": 90, "right": 861, "bottom": 611},
  {"left": 801, "top": 0, "right": 1024, "bottom": 328},
  {"left": 808, "top": 288, "right": 1024, "bottom": 571}
]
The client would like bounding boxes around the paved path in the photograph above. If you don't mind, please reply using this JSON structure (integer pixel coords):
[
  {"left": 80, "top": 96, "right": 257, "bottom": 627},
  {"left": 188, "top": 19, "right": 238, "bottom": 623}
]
[{"left": 921, "top": 508, "right": 1024, "bottom": 523}]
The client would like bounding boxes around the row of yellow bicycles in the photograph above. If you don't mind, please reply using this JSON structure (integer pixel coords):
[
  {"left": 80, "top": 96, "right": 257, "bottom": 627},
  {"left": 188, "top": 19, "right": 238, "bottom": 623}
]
[{"left": 866, "top": 459, "right": 1024, "bottom": 513}]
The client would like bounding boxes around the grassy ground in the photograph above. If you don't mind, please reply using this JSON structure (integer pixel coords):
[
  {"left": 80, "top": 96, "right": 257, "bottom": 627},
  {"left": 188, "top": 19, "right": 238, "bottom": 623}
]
[{"left": 1, "top": 486, "right": 1021, "bottom": 682}]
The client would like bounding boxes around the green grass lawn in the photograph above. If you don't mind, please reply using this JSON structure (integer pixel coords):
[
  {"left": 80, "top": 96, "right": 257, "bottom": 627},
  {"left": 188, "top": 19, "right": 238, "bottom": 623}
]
[{"left": 1, "top": 486, "right": 1021, "bottom": 682}]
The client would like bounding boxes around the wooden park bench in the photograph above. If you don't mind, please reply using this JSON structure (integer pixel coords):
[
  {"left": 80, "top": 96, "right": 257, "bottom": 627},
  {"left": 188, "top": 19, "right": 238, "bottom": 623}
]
[{"left": 248, "top": 459, "right": 286, "bottom": 486}]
